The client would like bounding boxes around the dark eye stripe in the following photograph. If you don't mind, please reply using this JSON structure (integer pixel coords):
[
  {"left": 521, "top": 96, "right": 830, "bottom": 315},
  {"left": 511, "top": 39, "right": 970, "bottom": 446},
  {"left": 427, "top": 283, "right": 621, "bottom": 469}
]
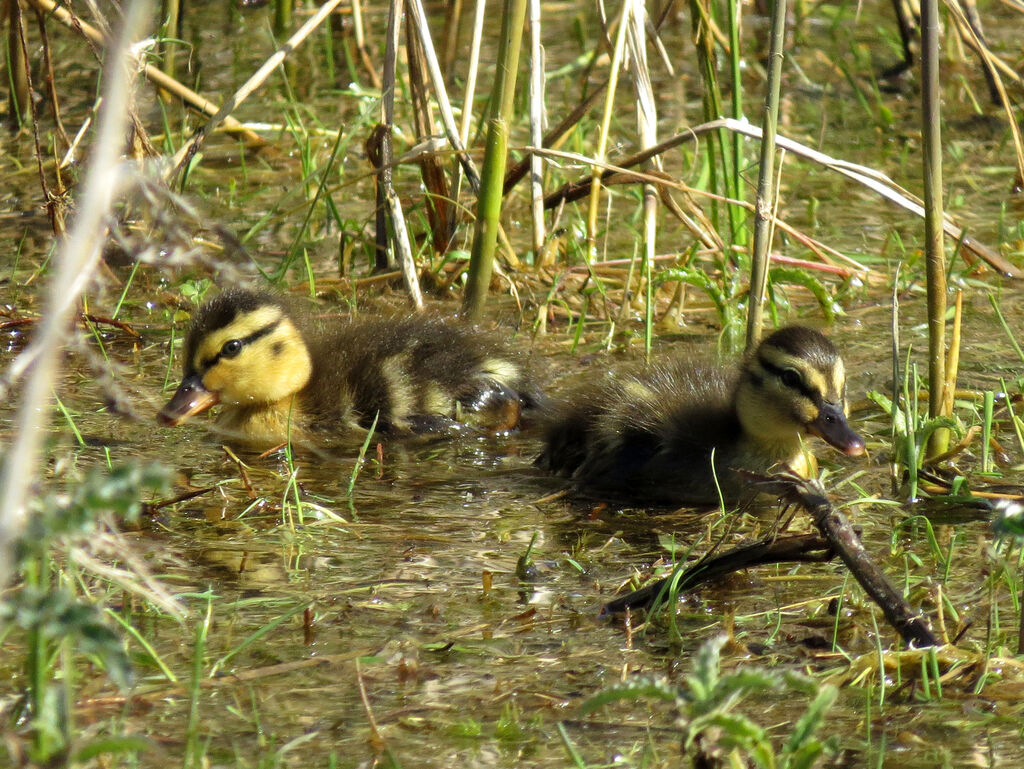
[
  {"left": 759, "top": 358, "right": 819, "bottom": 402},
  {"left": 200, "top": 319, "right": 281, "bottom": 372}
]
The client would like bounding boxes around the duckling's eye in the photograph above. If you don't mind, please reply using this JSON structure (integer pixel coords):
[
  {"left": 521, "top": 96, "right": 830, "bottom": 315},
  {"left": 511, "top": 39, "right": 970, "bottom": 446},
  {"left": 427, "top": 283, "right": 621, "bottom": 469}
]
[
  {"left": 221, "top": 339, "right": 243, "bottom": 358},
  {"left": 780, "top": 369, "right": 802, "bottom": 389}
]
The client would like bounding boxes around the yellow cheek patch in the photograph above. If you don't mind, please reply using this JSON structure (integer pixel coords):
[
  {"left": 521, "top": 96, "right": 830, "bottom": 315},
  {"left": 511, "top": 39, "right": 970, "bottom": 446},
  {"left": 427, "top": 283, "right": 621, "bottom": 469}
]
[
  {"left": 194, "top": 312, "right": 312, "bottom": 406},
  {"left": 192, "top": 306, "right": 285, "bottom": 372},
  {"left": 758, "top": 347, "right": 796, "bottom": 371},
  {"left": 795, "top": 400, "right": 818, "bottom": 424}
]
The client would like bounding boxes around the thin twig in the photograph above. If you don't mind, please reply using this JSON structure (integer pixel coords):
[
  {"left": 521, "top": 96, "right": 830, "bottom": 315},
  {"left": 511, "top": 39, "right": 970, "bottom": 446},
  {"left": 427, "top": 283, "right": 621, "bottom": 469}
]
[
  {"left": 535, "top": 116, "right": 1020, "bottom": 277},
  {"left": 601, "top": 532, "right": 838, "bottom": 616}
]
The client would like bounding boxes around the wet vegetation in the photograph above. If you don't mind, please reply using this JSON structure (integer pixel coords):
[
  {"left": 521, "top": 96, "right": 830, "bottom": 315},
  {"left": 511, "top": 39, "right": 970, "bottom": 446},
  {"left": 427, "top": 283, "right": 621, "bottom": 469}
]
[{"left": 2, "top": 0, "right": 1024, "bottom": 765}]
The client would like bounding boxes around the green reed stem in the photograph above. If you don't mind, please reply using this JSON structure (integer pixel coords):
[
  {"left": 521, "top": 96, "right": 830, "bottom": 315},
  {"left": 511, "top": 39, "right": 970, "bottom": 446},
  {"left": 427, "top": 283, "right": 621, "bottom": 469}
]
[
  {"left": 745, "top": 0, "right": 786, "bottom": 349},
  {"left": 105, "top": 609, "right": 179, "bottom": 684},
  {"left": 24, "top": 555, "right": 59, "bottom": 761},
  {"left": 347, "top": 411, "right": 380, "bottom": 501},
  {"left": 158, "top": 0, "right": 181, "bottom": 91},
  {"left": 585, "top": 0, "right": 631, "bottom": 263},
  {"left": 921, "top": 0, "right": 947, "bottom": 458},
  {"left": 185, "top": 592, "right": 212, "bottom": 769},
  {"left": 988, "top": 292, "right": 1024, "bottom": 364},
  {"left": 982, "top": 390, "right": 994, "bottom": 473},
  {"left": 53, "top": 392, "right": 85, "bottom": 447},
  {"left": 689, "top": 0, "right": 738, "bottom": 262},
  {"left": 7, "top": 0, "right": 30, "bottom": 127},
  {"left": 274, "top": 0, "right": 293, "bottom": 36},
  {"left": 462, "top": 0, "right": 528, "bottom": 321},
  {"left": 1001, "top": 378, "right": 1024, "bottom": 456}
]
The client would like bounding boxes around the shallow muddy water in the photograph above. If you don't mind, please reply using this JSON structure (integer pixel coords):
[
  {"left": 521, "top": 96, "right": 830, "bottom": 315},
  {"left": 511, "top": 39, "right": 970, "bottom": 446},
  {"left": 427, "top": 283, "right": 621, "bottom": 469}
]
[{"left": 2, "top": 0, "right": 1024, "bottom": 766}]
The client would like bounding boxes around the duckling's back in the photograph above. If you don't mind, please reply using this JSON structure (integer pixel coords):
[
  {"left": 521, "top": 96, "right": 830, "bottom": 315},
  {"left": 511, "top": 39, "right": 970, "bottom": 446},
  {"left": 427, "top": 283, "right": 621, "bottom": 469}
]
[
  {"left": 303, "top": 315, "right": 538, "bottom": 434},
  {"left": 537, "top": 360, "right": 743, "bottom": 505}
]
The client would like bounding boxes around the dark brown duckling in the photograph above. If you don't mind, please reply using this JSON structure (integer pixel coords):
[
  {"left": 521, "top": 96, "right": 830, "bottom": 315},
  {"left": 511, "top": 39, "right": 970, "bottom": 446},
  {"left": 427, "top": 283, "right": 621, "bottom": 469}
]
[
  {"left": 536, "top": 326, "right": 865, "bottom": 505},
  {"left": 158, "top": 288, "right": 539, "bottom": 448}
]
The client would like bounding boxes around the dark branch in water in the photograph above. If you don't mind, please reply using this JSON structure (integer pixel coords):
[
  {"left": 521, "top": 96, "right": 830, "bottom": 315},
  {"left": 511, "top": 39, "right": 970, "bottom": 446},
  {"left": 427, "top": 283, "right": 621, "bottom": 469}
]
[
  {"left": 749, "top": 472, "right": 938, "bottom": 649},
  {"left": 604, "top": 472, "right": 939, "bottom": 649},
  {"left": 601, "top": 531, "right": 837, "bottom": 616}
]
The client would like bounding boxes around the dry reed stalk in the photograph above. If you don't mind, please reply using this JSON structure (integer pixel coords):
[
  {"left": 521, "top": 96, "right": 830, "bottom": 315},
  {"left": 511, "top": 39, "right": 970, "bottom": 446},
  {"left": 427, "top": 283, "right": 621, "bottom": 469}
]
[
  {"left": 13, "top": 0, "right": 66, "bottom": 234},
  {"left": 31, "top": 3, "right": 71, "bottom": 151},
  {"left": 406, "top": 24, "right": 454, "bottom": 254},
  {"left": 503, "top": 82, "right": 606, "bottom": 193},
  {"left": 945, "top": 0, "right": 1024, "bottom": 190},
  {"left": 534, "top": 146, "right": 872, "bottom": 276},
  {"left": 366, "top": 125, "right": 394, "bottom": 271},
  {"left": 350, "top": 0, "right": 382, "bottom": 89},
  {"left": 0, "top": 0, "right": 147, "bottom": 586},
  {"left": 406, "top": 0, "right": 481, "bottom": 192},
  {"left": 448, "top": 0, "right": 487, "bottom": 209},
  {"left": 625, "top": 1, "right": 659, "bottom": 356},
  {"left": 381, "top": 0, "right": 424, "bottom": 308},
  {"left": 537, "top": 117, "right": 1020, "bottom": 277},
  {"left": 440, "top": 0, "right": 464, "bottom": 77},
  {"left": 458, "top": 0, "right": 486, "bottom": 149}
]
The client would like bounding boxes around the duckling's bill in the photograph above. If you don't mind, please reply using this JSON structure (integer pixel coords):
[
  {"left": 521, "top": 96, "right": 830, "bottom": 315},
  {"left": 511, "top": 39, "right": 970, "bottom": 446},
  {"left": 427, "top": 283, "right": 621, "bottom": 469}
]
[
  {"left": 807, "top": 401, "right": 865, "bottom": 456},
  {"left": 158, "top": 375, "right": 219, "bottom": 426}
]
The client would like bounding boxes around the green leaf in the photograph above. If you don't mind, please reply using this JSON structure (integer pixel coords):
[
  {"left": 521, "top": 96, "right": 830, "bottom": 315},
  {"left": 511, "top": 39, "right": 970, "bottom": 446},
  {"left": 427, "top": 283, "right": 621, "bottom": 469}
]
[
  {"left": 687, "top": 635, "right": 727, "bottom": 701},
  {"left": 580, "top": 676, "right": 681, "bottom": 714},
  {"left": 783, "top": 684, "right": 838, "bottom": 755},
  {"left": 769, "top": 267, "right": 841, "bottom": 322},
  {"left": 74, "top": 735, "right": 152, "bottom": 762}
]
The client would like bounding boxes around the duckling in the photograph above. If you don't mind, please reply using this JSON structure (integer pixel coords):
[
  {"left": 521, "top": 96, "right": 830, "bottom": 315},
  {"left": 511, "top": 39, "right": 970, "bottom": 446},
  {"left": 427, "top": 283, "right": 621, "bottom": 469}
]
[
  {"left": 536, "top": 326, "right": 865, "bottom": 505},
  {"left": 158, "top": 288, "right": 539, "bottom": 449}
]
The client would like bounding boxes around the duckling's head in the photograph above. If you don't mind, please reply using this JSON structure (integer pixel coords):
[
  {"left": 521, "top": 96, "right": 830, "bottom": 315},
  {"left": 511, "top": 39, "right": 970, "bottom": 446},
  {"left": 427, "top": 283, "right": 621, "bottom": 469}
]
[
  {"left": 158, "top": 289, "right": 313, "bottom": 426},
  {"left": 735, "top": 326, "right": 865, "bottom": 459}
]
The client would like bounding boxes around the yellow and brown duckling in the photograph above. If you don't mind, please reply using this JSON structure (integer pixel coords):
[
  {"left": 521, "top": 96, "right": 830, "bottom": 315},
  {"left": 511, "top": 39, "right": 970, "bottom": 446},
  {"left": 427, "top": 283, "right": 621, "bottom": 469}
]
[
  {"left": 158, "top": 288, "right": 540, "bottom": 449},
  {"left": 536, "top": 326, "right": 865, "bottom": 505}
]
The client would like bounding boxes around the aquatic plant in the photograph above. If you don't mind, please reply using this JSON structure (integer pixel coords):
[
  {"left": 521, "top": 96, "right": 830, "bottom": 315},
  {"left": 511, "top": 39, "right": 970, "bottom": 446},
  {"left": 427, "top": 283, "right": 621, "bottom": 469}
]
[
  {"left": 580, "top": 635, "right": 838, "bottom": 768},
  {"left": 2, "top": 463, "right": 170, "bottom": 763}
]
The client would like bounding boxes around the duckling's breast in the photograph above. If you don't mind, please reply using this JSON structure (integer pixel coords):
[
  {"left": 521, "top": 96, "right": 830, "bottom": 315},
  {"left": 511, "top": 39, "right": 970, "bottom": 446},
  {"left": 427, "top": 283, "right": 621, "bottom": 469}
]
[{"left": 215, "top": 398, "right": 310, "bottom": 449}]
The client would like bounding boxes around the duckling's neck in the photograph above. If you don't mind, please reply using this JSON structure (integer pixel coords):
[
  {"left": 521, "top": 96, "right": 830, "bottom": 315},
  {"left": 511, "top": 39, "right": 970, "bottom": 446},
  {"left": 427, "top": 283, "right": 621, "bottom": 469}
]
[
  {"left": 733, "top": 377, "right": 812, "bottom": 477},
  {"left": 216, "top": 397, "right": 307, "bottom": 449},
  {"left": 734, "top": 432, "right": 814, "bottom": 478}
]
